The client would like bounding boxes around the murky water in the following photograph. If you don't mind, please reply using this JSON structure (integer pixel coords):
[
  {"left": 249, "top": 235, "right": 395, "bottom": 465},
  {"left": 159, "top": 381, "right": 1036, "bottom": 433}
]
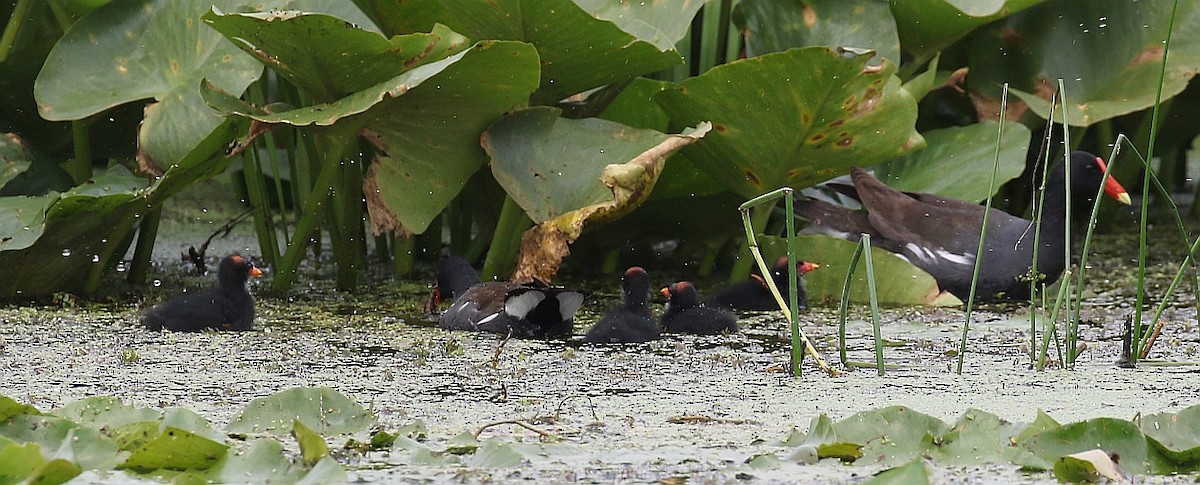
[{"left": 2, "top": 183, "right": 1199, "bottom": 482}]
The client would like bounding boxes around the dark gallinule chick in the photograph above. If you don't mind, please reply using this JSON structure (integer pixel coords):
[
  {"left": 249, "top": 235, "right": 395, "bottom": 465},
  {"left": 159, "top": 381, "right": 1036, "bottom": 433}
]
[
  {"left": 795, "top": 151, "right": 1131, "bottom": 301},
  {"left": 143, "top": 254, "right": 263, "bottom": 332},
  {"left": 660, "top": 281, "right": 738, "bottom": 335},
  {"left": 433, "top": 256, "right": 585, "bottom": 338},
  {"left": 585, "top": 267, "right": 660, "bottom": 343},
  {"left": 706, "top": 256, "right": 819, "bottom": 311}
]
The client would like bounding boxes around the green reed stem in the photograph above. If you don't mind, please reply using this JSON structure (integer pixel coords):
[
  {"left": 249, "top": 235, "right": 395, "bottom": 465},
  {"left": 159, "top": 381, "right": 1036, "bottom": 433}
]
[
  {"left": 860, "top": 234, "right": 883, "bottom": 376},
  {"left": 837, "top": 239, "right": 865, "bottom": 367},
  {"left": 730, "top": 203, "right": 774, "bottom": 283},
  {"left": 956, "top": 84, "right": 1008, "bottom": 374},
  {"left": 271, "top": 134, "right": 348, "bottom": 291},
  {"left": 740, "top": 187, "right": 820, "bottom": 375},
  {"left": 0, "top": 0, "right": 32, "bottom": 63}
]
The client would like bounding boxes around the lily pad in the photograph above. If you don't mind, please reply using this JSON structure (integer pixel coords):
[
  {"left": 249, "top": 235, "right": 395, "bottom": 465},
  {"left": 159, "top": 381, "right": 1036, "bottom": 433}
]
[
  {"left": 467, "top": 439, "right": 525, "bottom": 468},
  {"left": 206, "top": 438, "right": 302, "bottom": 483},
  {"left": 484, "top": 106, "right": 710, "bottom": 281},
  {"left": 0, "top": 395, "right": 39, "bottom": 421},
  {"left": 0, "top": 414, "right": 120, "bottom": 470},
  {"left": 1053, "top": 449, "right": 1126, "bottom": 483},
  {"left": 1022, "top": 417, "right": 1151, "bottom": 474},
  {"left": 734, "top": 0, "right": 901, "bottom": 64},
  {"left": 656, "top": 46, "right": 923, "bottom": 199},
  {"left": 873, "top": 121, "right": 1031, "bottom": 202},
  {"left": 225, "top": 387, "right": 376, "bottom": 436},
  {"left": 118, "top": 427, "right": 229, "bottom": 473},
  {"left": 1140, "top": 405, "right": 1200, "bottom": 469},
  {"left": 0, "top": 441, "right": 80, "bottom": 485},
  {"left": 862, "top": 458, "right": 930, "bottom": 485},
  {"left": 970, "top": 0, "right": 1200, "bottom": 126},
  {"left": 833, "top": 406, "right": 951, "bottom": 466},
  {"left": 292, "top": 420, "right": 330, "bottom": 466},
  {"left": 52, "top": 396, "right": 160, "bottom": 431}
]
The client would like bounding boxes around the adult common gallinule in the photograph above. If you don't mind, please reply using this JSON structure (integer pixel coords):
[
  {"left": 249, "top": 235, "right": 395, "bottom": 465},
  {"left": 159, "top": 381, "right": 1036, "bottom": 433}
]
[
  {"left": 424, "top": 255, "right": 482, "bottom": 313},
  {"left": 706, "top": 256, "right": 819, "bottom": 311},
  {"left": 433, "top": 256, "right": 585, "bottom": 338},
  {"left": 585, "top": 267, "right": 660, "bottom": 343},
  {"left": 143, "top": 254, "right": 263, "bottom": 332},
  {"left": 661, "top": 281, "right": 738, "bottom": 335},
  {"left": 794, "top": 151, "right": 1131, "bottom": 301}
]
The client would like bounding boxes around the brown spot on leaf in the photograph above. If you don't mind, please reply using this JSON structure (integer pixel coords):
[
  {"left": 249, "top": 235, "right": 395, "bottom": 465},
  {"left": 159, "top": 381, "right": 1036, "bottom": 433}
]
[
  {"left": 836, "top": 137, "right": 853, "bottom": 147},
  {"left": 714, "top": 123, "right": 727, "bottom": 133},
  {"left": 363, "top": 162, "right": 413, "bottom": 237},
  {"left": 802, "top": 4, "right": 817, "bottom": 26},
  {"left": 809, "top": 133, "right": 826, "bottom": 143},
  {"left": 999, "top": 27, "right": 1022, "bottom": 45},
  {"left": 744, "top": 171, "right": 761, "bottom": 185},
  {"left": 969, "top": 91, "right": 1029, "bottom": 121},
  {"left": 829, "top": 119, "right": 844, "bottom": 128},
  {"left": 1134, "top": 46, "right": 1164, "bottom": 65}
]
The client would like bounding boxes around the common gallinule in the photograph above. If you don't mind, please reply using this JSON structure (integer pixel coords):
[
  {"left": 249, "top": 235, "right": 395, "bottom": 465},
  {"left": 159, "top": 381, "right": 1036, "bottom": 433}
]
[
  {"left": 585, "top": 266, "right": 660, "bottom": 343},
  {"left": 660, "top": 281, "right": 738, "bottom": 335},
  {"left": 794, "top": 151, "right": 1131, "bottom": 301},
  {"left": 424, "top": 255, "right": 481, "bottom": 313},
  {"left": 143, "top": 254, "right": 263, "bottom": 332},
  {"left": 706, "top": 256, "right": 819, "bottom": 311},
  {"left": 433, "top": 256, "right": 586, "bottom": 338}
]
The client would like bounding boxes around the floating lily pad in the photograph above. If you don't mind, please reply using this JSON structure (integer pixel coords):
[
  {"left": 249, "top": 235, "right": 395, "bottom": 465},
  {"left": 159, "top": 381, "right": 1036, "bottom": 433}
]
[
  {"left": 1022, "top": 418, "right": 1150, "bottom": 474},
  {"left": 118, "top": 427, "right": 229, "bottom": 473},
  {"left": 225, "top": 387, "right": 376, "bottom": 436},
  {"left": 833, "top": 406, "right": 951, "bottom": 466}
]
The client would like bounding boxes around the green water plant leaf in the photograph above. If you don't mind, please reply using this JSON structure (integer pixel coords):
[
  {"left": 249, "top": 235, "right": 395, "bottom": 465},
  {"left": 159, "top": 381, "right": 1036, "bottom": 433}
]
[
  {"left": 0, "top": 414, "right": 120, "bottom": 470},
  {"left": 293, "top": 420, "right": 330, "bottom": 467},
  {"left": 1022, "top": 418, "right": 1150, "bottom": 474},
  {"left": 202, "top": 9, "right": 469, "bottom": 103},
  {"left": 1053, "top": 449, "right": 1125, "bottom": 483},
  {"left": 928, "top": 408, "right": 1014, "bottom": 466},
  {"left": 33, "top": 0, "right": 262, "bottom": 168},
  {"left": 971, "top": 0, "right": 1200, "bottom": 126},
  {"left": 203, "top": 41, "right": 539, "bottom": 235},
  {"left": 656, "top": 46, "right": 923, "bottom": 199},
  {"left": 760, "top": 235, "right": 960, "bottom": 306},
  {"left": 484, "top": 107, "right": 710, "bottom": 281},
  {"left": 0, "top": 441, "right": 81, "bottom": 485},
  {"left": 225, "top": 387, "right": 376, "bottom": 436},
  {"left": 890, "top": 0, "right": 1044, "bottom": 62},
  {"left": 353, "top": 0, "right": 692, "bottom": 105},
  {"left": 1140, "top": 405, "right": 1200, "bottom": 469},
  {"left": 467, "top": 439, "right": 525, "bottom": 468},
  {"left": 833, "top": 406, "right": 951, "bottom": 467},
  {"left": 0, "top": 394, "right": 39, "bottom": 420},
  {"left": 53, "top": 396, "right": 160, "bottom": 431},
  {"left": 862, "top": 458, "right": 930, "bottom": 485},
  {"left": 734, "top": 0, "right": 901, "bottom": 64},
  {"left": 872, "top": 121, "right": 1031, "bottom": 202},
  {"left": 206, "top": 438, "right": 302, "bottom": 483},
  {"left": 118, "top": 427, "right": 228, "bottom": 473}
]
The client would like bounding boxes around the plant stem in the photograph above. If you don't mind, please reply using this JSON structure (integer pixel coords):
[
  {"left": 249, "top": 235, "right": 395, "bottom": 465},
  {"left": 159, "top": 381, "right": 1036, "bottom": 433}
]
[
  {"left": 271, "top": 135, "right": 347, "bottom": 292},
  {"left": 957, "top": 84, "right": 1007, "bottom": 374},
  {"left": 837, "top": 239, "right": 865, "bottom": 367},
  {"left": 392, "top": 232, "right": 415, "bottom": 277},
  {"left": 67, "top": 121, "right": 92, "bottom": 184},
  {"left": 83, "top": 213, "right": 138, "bottom": 293},
  {"left": 0, "top": 0, "right": 33, "bottom": 63},
  {"left": 481, "top": 195, "right": 531, "bottom": 280},
  {"left": 126, "top": 205, "right": 162, "bottom": 284},
  {"left": 861, "top": 234, "right": 883, "bottom": 376}
]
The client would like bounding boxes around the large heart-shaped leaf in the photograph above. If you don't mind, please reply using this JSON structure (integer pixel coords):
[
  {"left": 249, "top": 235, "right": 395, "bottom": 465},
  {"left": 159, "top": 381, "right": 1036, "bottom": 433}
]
[
  {"left": 351, "top": 0, "right": 689, "bottom": 105},
  {"left": 485, "top": 107, "right": 710, "bottom": 281},
  {"left": 202, "top": 41, "right": 539, "bottom": 235},
  {"left": 573, "top": 0, "right": 703, "bottom": 50},
  {"left": 203, "top": 9, "right": 469, "bottom": 102},
  {"left": 1022, "top": 418, "right": 1151, "bottom": 474},
  {"left": 656, "top": 46, "right": 923, "bottom": 199},
  {"left": 34, "top": 0, "right": 262, "bottom": 168},
  {"left": 873, "top": 121, "right": 1031, "bottom": 202},
  {"left": 969, "top": 0, "right": 1200, "bottom": 126},
  {"left": 734, "top": 0, "right": 901, "bottom": 65},
  {"left": 890, "top": 0, "right": 1045, "bottom": 62}
]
